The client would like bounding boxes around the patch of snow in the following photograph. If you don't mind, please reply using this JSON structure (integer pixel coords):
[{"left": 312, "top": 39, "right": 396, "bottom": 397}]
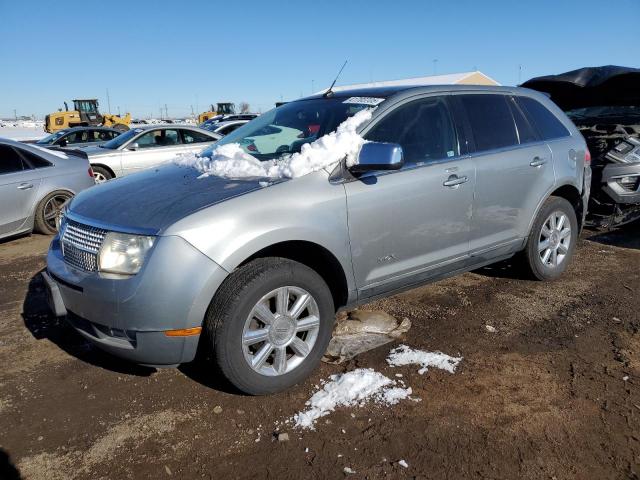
[
  {"left": 398, "top": 459, "right": 409, "bottom": 468},
  {"left": 343, "top": 467, "right": 356, "bottom": 474},
  {"left": 177, "top": 108, "right": 372, "bottom": 180},
  {"left": 387, "top": 344, "right": 462, "bottom": 375},
  {"left": 293, "top": 368, "right": 412, "bottom": 430},
  {"left": 485, "top": 324, "right": 497, "bottom": 333}
]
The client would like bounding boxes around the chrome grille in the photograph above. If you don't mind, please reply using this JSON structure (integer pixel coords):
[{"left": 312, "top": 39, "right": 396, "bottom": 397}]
[{"left": 61, "top": 220, "right": 107, "bottom": 272}]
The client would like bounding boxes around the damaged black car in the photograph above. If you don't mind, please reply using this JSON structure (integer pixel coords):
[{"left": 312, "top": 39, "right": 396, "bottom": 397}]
[{"left": 523, "top": 66, "right": 640, "bottom": 227}]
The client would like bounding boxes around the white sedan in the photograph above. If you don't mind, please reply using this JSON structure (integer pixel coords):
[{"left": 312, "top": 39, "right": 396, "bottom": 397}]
[{"left": 79, "top": 125, "right": 221, "bottom": 183}]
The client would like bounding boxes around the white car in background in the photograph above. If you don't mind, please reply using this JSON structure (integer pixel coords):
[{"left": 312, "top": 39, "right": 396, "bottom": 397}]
[{"left": 80, "top": 125, "right": 220, "bottom": 182}]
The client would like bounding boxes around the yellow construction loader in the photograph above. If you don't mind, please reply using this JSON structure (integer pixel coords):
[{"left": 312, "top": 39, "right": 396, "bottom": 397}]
[
  {"left": 45, "top": 99, "right": 131, "bottom": 133},
  {"left": 198, "top": 102, "right": 236, "bottom": 124}
]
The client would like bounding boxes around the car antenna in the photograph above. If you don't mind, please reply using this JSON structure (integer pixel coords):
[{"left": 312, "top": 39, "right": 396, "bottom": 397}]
[{"left": 323, "top": 60, "right": 348, "bottom": 98}]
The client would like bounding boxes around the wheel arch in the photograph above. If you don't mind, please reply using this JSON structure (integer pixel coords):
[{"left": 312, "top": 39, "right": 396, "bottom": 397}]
[
  {"left": 526, "top": 183, "right": 583, "bottom": 239},
  {"left": 90, "top": 163, "right": 116, "bottom": 179},
  {"left": 236, "top": 240, "right": 350, "bottom": 312}
]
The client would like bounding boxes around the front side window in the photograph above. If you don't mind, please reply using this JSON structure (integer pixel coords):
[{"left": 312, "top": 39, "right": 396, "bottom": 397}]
[
  {"left": 0, "top": 145, "right": 26, "bottom": 174},
  {"left": 182, "top": 129, "right": 214, "bottom": 144},
  {"left": 62, "top": 131, "right": 88, "bottom": 144},
  {"left": 135, "top": 129, "right": 181, "bottom": 148},
  {"left": 517, "top": 96, "right": 570, "bottom": 140},
  {"left": 460, "top": 94, "right": 518, "bottom": 152},
  {"left": 365, "top": 96, "right": 459, "bottom": 165}
]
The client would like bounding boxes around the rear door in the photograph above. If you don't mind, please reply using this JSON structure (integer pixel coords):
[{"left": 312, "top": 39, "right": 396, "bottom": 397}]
[
  {"left": 121, "top": 128, "right": 183, "bottom": 175},
  {"left": 455, "top": 94, "right": 554, "bottom": 256},
  {"left": 344, "top": 95, "right": 475, "bottom": 298},
  {"left": 180, "top": 129, "right": 218, "bottom": 154},
  {"left": 0, "top": 145, "right": 45, "bottom": 235}
]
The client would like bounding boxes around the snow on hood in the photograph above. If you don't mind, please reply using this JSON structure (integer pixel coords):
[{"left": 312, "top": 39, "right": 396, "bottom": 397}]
[{"left": 177, "top": 108, "right": 373, "bottom": 180}]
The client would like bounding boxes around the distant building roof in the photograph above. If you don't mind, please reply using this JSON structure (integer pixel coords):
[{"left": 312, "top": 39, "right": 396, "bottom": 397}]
[{"left": 320, "top": 71, "right": 500, "bottom": 93}]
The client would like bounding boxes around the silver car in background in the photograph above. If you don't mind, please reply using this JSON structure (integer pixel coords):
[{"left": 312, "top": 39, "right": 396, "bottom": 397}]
[
  {"left": 44, "top": 85, "right": 590, "bottom": 395},
  {"left": 80, "top": 125, "right": 221, "bottom": 183},
  {"left": 0, "top": 138, "right": 95, "bottom": 240}
]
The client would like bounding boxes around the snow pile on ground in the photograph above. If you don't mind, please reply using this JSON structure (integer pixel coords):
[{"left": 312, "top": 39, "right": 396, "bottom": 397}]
[
  {"left": 387, "top": 345, "right": 462, "bottom": 375},
  {"left": 178, "top": 108, "right": 372, "bottom": 180},
  {"left": 0, "top": 126, "right": 46, "bottom": 141},
  {"left": 293, "top": 368, "right": 412, "bottom": 430}
]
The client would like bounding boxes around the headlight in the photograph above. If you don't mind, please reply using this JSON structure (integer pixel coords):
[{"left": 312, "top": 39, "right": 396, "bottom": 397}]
[{"left": 98, "top": 232, "right": 155, "bottom": 275}]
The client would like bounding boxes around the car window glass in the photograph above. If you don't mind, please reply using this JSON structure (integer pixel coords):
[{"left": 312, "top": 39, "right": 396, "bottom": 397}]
[
  {"left": 508, "top": 97, "right": 538, "bottom": 144},
  {"left": 16, "top": 148, "right": 53, "bottom": 168},
  {"left": 135, "top": 129, "right": 181, "bottom": 148},
  {"left": 460, "top": 94, "right": 518, "bottom": 152},
  {"left": 182, "top": 129, "right": 213, "bottom": 144},
  {"left": 365, "top": 96, "right": 459, "bottom": 165},
  {"left": 218, "top": 124, "right": 242, "bottom": 135},
  {"left": 0, "top": 145, "right": 26, "bottom": 174},
  {"left": 517, "top": 97, "right": 570, "bottom": 140}
]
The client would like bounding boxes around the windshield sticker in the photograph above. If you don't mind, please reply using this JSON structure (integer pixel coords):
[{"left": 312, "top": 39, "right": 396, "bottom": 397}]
[{"left": 343, "top": 97, "right": 385, "bottom": 106}]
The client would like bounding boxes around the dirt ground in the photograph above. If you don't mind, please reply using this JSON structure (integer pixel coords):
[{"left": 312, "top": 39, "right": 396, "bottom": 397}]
[{"left": 0, "top": 225, "right": 638, "bottom": 480}]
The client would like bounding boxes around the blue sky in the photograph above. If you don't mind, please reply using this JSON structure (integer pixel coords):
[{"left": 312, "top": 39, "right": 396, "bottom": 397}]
[{"left": 1, "top": 0, "right": 638, "bottom": 119}]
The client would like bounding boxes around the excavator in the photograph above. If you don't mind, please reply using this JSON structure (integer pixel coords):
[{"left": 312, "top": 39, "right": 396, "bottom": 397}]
[
  {"left": 45, "top": 99, "right": 131, "bottom": 133},
  {"left": 198, "top": 102, "right": 236, "bottom": 124}
]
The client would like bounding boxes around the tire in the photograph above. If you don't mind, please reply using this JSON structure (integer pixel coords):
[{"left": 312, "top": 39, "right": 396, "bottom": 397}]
[
  {"left": 112, "top": 123, "right": 129, "bottom": 132},
  {"left": 204, "top": 257, "right": 335, "bottom": 395},
  {"left": 34, "top": 190, "right": 73, "bottom": 235},
  {"left": 91, "top": 165, "right": 113, "bottom": 184},
  {"left": 521, "top": 196, "right": 578, "bottom": 281}
]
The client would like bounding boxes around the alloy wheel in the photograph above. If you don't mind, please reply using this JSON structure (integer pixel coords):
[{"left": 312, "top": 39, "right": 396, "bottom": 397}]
[
  {"left": 242, "top": 286, "right": 320, "bottom": 376},
  {"left": 538, "top": 210, "right": 571, "bottom": 268},
  {"left": 43, "top": 194, "right": 71, "bottom": 231}
]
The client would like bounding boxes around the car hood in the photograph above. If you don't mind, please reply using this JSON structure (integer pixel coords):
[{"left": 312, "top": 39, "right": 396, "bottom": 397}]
[
  {"left": 68, "top": 163, "right": 281, "bottom": 234},
  {"left": 521, "top": 65, "right": 640, "bottom": 111}
]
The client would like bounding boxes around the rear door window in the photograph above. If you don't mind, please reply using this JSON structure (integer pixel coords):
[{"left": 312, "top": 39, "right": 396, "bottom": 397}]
[
  {"left": 365, "top": 96, "right": 459, "bottom": 166},
  {"left": 0, "top": 145, "right": 26, "bottom": 174},
  {"left": 182, "top": 129, "right": 214, "bottom": 144},
  {"left": 15, "top": 148, "right": 53, "bottom": 168},
  {"left": 508, "top": 97, "right": 538, "bottom": 144},
  {"left": 517, "top": 96, "right": 570, "bottom": 140},
  {"left": 459, "top": 94, "right": 518, "bottom": 152}
]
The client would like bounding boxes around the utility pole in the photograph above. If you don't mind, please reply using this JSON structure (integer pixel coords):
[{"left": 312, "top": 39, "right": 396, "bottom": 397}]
[
  {"left": 518, "top": 64, "right": 523, "bottom": 85},
  {"left": 164, "top": 104, "right": 168, "bottom": 119},
  {"left": 13, "top": 109, "right": 17, "bottom": 120},
  {"left": 117, "top": 106, "right": 121, "bottom": 116},
  {"left": 159, "top": 107, "right": 163, "bottom": 120},
  {"left": 311, "top": 79, "right": 315, "bottom": 94},
  {"left": 106, "top": 89, "right": 111, "bottom": 114},
  {"left": 433, "top": 59, "right": 438, "bottom": 75}
]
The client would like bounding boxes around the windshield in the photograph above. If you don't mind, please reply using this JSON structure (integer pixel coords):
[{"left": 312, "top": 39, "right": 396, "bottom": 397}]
[
  {"left": 36, "top": 130, "right": 68, "bottom": 144},
  {"left": 100, "top": 129, "right": 140, "bottom": 149},
  {"left": 566, "top": 105, "right": 640, "bottom": 121},
  {"left": 201, "top": 98, "right": 373, "bottom": 161}
]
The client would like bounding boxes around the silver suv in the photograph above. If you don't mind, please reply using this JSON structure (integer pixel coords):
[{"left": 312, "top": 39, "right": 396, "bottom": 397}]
[{"left": 44, "top": 85, "right": 590, "bottom": 394}]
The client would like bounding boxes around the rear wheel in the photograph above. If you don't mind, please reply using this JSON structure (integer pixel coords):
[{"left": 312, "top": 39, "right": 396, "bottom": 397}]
[
  {"left": 204, "top": 258, "right": 334, "bottom": 395},
  {"left": 34, "top": 190, "right": 73, "bottom": 235},
  {"left": 521, "top": 196, "right": 578, "bottom": 280},
  {"left": 91, "top": 165, "right": 113, "bottom": 184}
]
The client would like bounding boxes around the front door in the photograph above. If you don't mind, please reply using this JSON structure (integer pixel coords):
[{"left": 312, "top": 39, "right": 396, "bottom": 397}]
[{"left": 343, "top": 95, "right": 475, "bottom": 298}]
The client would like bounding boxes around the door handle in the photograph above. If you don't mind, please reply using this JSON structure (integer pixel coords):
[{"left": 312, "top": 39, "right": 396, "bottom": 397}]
[
  {"left": 17, "top": 183, "right": 34, "bottom": 190},
  {"left": 443, "top": 175, "right": 468, "bottom": 187},
  {"left": 530, "top": 157, "right": 548, "bottom": 167}
]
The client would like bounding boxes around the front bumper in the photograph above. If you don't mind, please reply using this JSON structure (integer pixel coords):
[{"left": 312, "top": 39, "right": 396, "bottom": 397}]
[
  {"left": 46, "top": 234, "right": 229, "bottom": 366},
  {"left": 601, "top": 163, "right": 640, "bottom": 204}
]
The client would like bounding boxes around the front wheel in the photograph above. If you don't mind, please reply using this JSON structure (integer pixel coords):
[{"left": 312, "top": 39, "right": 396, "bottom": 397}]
[
  {"left": 521, "top": 196, "right": 578, "bottom": 280},
  {"left": 204, "top": 258, "right": 335, "bottom": 395},
  {"left": 91, "top": 165, "right": 113, "bottom": 184}
]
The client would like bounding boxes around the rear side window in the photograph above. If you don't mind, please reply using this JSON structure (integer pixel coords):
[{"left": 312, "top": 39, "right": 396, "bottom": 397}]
[
  {"left": 16, "top": 148, "right": 53, "bottom": 168},
  {"left": 508, "top": 97, "right": 538, "bottom": 144},
  {"left": 0, "top": 145, "right": 26, "bottom": 174},
  {"left": 517, "top": 97, "right": 570, "bottom": 140},
  {"left": 365, "top": 96, "right": 459, "bottom": 166},
  {"left": 459, "top": 94, "right": 518, "bottom": 152},
  {"left": 182, "top": 129, "right": 214, "bottom": 144}
]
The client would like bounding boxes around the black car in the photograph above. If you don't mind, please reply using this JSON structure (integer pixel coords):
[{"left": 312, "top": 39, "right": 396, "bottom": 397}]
[
  {"left": 523, "top": 66, "right": 640, "bottom": 227},
  {"left": 31, "top": 126, "right": 121, "bottom": 149}
]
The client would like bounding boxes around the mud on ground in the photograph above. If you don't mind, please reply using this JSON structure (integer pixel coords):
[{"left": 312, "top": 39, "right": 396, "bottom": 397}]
[{"left": 0, "top": 225, "right": 638, "bottom": 480}]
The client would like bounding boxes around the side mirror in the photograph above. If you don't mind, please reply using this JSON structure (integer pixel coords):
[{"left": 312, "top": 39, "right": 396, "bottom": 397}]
[
  {"left": 127, "top": 143, "right": 139, "bottom": 151},
  {"left": 349, "top": 142, "right": 404, "bottom": 173}
]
